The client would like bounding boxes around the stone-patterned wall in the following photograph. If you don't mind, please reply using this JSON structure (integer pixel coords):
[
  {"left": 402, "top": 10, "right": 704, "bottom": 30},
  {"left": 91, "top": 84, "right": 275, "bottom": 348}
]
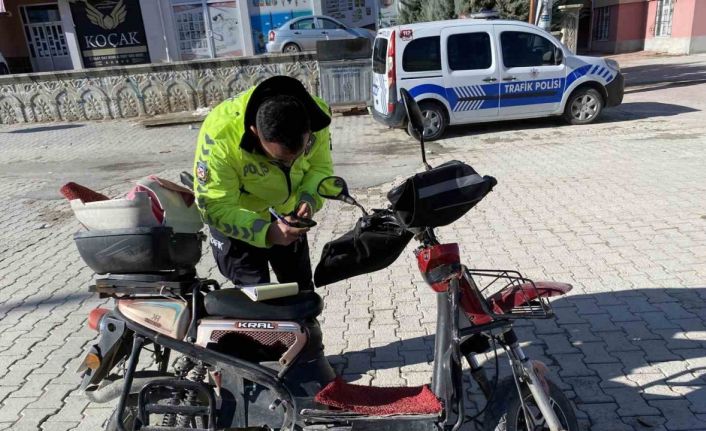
[{"left": 0, "top": 53, "right": 318, "bottom": 125}]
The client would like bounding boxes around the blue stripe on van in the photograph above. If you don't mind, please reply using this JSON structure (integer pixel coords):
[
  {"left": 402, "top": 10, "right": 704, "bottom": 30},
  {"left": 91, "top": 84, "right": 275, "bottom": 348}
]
[{"left": 407, "top": 62, "right": 615, "bottom": 113}]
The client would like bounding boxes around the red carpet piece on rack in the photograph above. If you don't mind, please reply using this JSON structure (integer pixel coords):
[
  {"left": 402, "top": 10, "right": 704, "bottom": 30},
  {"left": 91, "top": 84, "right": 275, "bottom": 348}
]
[{"left": 314, "top": 377, "right": 442, "bottom": 415}]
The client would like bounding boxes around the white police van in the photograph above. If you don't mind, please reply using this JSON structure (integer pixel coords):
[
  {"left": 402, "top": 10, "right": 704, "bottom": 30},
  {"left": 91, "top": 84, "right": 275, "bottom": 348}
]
[{"left": 371, "top": 19, "right": 624, "bottom": 140}]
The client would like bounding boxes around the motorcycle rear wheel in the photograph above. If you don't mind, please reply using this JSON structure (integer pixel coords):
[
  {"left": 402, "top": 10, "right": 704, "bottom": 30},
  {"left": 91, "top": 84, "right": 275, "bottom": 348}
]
[{"left": 482, "top": 377, "right": 578, "bottom": 431}]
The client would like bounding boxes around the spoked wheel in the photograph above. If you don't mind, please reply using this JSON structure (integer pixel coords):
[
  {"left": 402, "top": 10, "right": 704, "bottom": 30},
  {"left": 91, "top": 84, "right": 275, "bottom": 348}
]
[
  {"left": 563, "top": 88, "right": 603, "bottom": 125},
  {"left": 483, "top": 377, "right": 579, "bottom": 431}
]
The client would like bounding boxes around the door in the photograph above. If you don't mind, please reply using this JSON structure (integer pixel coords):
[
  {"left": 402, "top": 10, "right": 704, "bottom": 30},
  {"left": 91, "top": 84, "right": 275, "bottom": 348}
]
[
  {"left": 290, "top": 17, "right": 320, "bottom": 51},
  {"left": 372, "top": 35, "right": 390, "bottom": 115},
  {"left": 20, "top": 4, "right": 72, "bottom": 72},
  {"left": 440, "top": 25, "right": 500, "bottom": 123},
  {"left": 496, "top": 26, "right": 567, "bottom": 117},
  {"left": 317, "top": 17, "right": 350, "bottom": 40}
]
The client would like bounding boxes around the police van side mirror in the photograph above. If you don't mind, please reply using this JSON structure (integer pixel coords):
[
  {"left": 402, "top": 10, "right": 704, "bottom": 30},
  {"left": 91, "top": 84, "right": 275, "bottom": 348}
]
[{"left": 554, "top": 47, "right": 564, "bottom": 65}]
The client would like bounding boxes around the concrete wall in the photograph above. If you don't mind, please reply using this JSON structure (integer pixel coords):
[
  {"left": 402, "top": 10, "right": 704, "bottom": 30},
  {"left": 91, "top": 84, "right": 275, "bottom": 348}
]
[
  {"left": 614, "top": 2, "right": 646, "bottom": 52},
  {"left": 0, "top": 53, "right": 318, "bottom": 125},
  {"left": 644, "top": 0, "right": 705, "bottom": 54},
  {"left": 690, "top": 0, "right": 706, "bottom": 53},
  {"left": 591, "top": 2, "right": 646, "bottom": 54}
]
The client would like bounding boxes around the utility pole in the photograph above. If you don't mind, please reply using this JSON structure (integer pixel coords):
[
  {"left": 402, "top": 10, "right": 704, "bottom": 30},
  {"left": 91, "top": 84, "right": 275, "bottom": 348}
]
[{"left": 528, "top": 0, "right": 536, "bottom": 24}]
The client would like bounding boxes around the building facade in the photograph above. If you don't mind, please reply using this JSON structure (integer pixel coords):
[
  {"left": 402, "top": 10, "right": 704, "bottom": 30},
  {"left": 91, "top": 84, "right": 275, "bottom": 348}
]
[
  {"left": 0, "top": 0, "right": 394, "bottom": 73},
  {"left": 591, "top": 0, "right": 706, "bottom": 54}
]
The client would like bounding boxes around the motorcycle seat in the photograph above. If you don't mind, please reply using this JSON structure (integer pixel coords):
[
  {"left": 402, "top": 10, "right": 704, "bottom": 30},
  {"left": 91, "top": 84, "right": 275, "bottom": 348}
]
[{"left": 204, "top": 288, "right": 323, "bottom": 320}]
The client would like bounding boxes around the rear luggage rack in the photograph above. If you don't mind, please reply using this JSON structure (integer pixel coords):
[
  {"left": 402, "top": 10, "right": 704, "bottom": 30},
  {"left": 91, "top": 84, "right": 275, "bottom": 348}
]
[
  {"left": 90, "top": 273, "right": 222, "bottom": 299},
  {"left": 466, "top": 269, "right": 555, "bottom": 319},
  {"left": 90, "top": 272, "right": 201, "bottom": 298}
]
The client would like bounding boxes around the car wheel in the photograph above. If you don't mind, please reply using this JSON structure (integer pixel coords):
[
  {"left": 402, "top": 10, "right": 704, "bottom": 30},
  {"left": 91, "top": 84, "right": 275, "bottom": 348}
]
[
  {"left": 283, "top": 43, "right": 301, "bottom": 54},
  {"left": 563, "top": 88, "right": 603, "bottom": 125},
  {"left": 408, "top": 101, "right": 447, "bottom": 141}
]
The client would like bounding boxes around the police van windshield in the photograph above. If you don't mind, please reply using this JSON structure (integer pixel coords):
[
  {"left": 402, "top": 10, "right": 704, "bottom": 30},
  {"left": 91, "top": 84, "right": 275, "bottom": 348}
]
[{"left": 373, "top": 38, "right": 388, "bottom": 74}]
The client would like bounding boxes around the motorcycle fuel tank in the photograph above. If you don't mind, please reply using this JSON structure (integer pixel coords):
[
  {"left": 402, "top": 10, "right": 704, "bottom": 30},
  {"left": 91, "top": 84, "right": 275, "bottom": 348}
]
[{"left": 117, "top": 298, "right": 190, "bottom": 339}]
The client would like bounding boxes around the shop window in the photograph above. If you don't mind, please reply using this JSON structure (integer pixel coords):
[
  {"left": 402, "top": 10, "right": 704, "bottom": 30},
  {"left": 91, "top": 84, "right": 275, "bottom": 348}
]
[
  {"left": 593, "top": 7, "right": 610, "bottom": 41},
  {"left": 172, "top": 0, "right": 244, "bottom": 60}
]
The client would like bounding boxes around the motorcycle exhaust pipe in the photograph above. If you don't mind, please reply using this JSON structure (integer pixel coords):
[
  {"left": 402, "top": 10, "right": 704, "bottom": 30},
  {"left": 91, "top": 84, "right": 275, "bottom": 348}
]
[{"left": 84, "top": 375, "right": 165, "bottom": 404}]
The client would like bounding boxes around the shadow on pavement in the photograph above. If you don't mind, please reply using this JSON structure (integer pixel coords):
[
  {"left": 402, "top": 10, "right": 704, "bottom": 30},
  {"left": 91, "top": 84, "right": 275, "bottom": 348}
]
[
  {"left": 0, "top": 292, "right": 92, "bottom": 315},
  {"left": 4, "top": 124, "right": 84, "bottom": 134},
  {"left": 601, "top": 102, "right": 699, "bottom": 122},
  {"left": 625, "top": 79, "right": 706, "bottom": 95},
  {"left": 338, "top": 287, "right": 706, "bottom": 429},
  {"left": 441, "top": 102, "right": 699, "bottom": 140},
  {"left": 623, "top": 61, "right": 706, "bottom": 88}
]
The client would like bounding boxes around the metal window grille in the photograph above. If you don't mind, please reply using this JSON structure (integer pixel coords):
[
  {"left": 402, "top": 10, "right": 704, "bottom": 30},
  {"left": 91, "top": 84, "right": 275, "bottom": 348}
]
[
  {"left": 593, "top": 7, "right": 610, "bottom": 41},
  {"left": 655, "top": 0, "right": 674, "bottom": 36},
  {"left": 175, "top": 8, "right": 208, "bottom": 54},
  {"left": 21, "top": 7, "right": 68, "bottom": 60}
]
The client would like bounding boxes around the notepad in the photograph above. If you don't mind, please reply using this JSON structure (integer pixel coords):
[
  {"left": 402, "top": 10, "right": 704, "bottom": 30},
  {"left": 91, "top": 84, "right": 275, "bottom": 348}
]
[{"left": 240, "top": 282, "right": 299, "bottom": 301}]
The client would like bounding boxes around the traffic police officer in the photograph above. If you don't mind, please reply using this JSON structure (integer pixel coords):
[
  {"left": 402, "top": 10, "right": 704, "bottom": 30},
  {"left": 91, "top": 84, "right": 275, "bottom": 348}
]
[{"left": 193, "top": 76, "right": 333, "bottom": 291}]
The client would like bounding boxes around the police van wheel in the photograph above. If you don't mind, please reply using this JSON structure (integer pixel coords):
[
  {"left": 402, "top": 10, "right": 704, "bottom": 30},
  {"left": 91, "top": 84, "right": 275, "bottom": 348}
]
[
  {"left": 564, "top": 88, "right": 603, "bottom": 125},
  {"left": 410, "top": 102, "right": 447, "bottom": 141}
]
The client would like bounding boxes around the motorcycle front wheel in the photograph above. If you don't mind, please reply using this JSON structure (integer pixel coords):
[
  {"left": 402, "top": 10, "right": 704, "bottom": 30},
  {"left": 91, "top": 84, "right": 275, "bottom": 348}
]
[{"left": 482, "top": 377, "right": 578, "bottom": 431}]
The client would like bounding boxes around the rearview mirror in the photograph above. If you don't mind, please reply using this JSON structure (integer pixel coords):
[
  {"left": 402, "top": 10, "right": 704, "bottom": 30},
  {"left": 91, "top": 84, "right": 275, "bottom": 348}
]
[
  {"left": 317, "top": 176, "right": 348, "bottom": 200},
  {"left": 399, "top": 88, "right": 432, "bottom": 171},
  {"left": 317, "top": 176, "right": 368, "bottom": 215},
  {"left": 400, "top": 88, "right": 425, "bottom": 142}
]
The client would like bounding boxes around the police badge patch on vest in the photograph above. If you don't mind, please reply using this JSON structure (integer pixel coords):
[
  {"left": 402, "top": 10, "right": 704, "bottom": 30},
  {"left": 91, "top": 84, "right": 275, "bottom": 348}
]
[{"left": 197, "top": 161, "right": 209, "bottom": 185}]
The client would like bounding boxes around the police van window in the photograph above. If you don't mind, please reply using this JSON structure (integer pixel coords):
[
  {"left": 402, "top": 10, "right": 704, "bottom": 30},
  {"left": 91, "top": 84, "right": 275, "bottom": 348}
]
[
  {"left": 373, "top": 38, "right": 388, "bottom": 74},
  {"left": 500, "top": 31, "right": 556, "bottom": 68},
  {"left": 402, "top": 36, "right": 441, "bottom": 72},
  {"left": 448, "top": 32, "right": 492, "bottom": 71}
]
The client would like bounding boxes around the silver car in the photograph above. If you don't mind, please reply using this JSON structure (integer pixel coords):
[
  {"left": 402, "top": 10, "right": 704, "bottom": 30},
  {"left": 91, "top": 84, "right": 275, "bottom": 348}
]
[{"left": 266, "top": 15, "right": 374, "bottom": 54}]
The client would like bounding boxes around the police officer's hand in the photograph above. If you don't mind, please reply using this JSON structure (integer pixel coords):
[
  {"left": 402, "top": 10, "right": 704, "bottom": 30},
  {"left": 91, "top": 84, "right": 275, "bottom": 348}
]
[
  {"left": 266, "top": 220, "right": 308, "bottom": 246},
  {"left": 296, "top": 201, "right": 312, "bottom": 219}
]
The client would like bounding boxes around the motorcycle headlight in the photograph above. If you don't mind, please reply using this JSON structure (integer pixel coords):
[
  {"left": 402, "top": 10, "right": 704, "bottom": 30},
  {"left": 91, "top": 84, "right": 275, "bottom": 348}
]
[{"left": 605, "top": 59, "right": 620, "bottom": 72}]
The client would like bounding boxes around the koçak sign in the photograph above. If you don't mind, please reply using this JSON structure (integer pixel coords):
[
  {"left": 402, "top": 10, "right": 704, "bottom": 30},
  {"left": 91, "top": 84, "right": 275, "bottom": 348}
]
[{"left": 69, "top": 0, "right": 150, "bottom": 68}]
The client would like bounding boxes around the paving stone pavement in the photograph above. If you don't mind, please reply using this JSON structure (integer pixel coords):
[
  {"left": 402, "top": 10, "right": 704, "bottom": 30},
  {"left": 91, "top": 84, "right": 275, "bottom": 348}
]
[{"left": 0, "top": 82, "right": 705, "bottom": 430}]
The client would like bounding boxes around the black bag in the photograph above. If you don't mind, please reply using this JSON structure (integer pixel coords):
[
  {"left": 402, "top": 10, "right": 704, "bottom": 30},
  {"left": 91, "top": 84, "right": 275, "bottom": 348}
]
[
  {"left": 387, "top": 160, "right": 497, "bottom": 228},
  {"left": 314, "top": 209, "right": 413, "bottom": 287}
]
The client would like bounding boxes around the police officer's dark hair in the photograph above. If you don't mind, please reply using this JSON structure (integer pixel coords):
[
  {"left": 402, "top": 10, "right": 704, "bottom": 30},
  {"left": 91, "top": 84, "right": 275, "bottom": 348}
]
[{"left": 256, "top": 95, "right": 311, "bottom": 152}]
